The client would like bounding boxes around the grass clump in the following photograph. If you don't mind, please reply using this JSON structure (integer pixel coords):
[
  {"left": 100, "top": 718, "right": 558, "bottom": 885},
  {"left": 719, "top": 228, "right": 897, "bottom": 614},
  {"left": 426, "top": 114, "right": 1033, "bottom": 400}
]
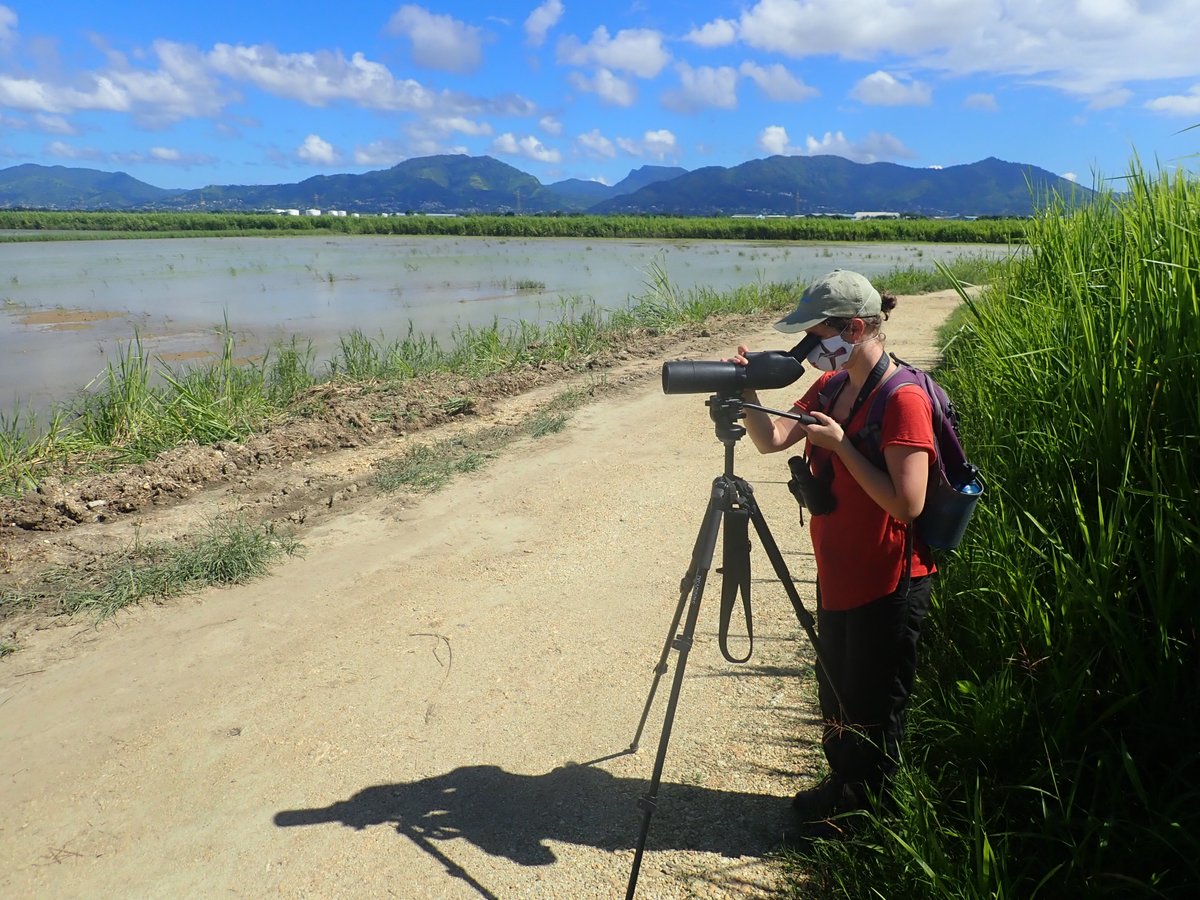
[
  {"left": 873, "top": 252, "right": 1012, "bottom": 295},
  {"left": 375, "top": 385, "right": 597, "bottom": 493},
  {"left": 375, "top": 441, "right": 490, "bottom": 492},
  {"left": 785, "top": 162, "right": 1200, "bottom": 896},
  {"left": 0, "top": 519, "right": 303, "bottom": 622}
]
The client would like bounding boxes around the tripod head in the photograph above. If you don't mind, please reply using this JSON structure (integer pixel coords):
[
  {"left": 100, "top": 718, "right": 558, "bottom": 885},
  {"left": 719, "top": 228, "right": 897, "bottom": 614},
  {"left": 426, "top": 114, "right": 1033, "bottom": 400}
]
[
  {"left": 706, "top": 393, "right": 747, "bottom": 445},
  {"left": 705, "top": 392, "right": 820, "bottom": 461}
]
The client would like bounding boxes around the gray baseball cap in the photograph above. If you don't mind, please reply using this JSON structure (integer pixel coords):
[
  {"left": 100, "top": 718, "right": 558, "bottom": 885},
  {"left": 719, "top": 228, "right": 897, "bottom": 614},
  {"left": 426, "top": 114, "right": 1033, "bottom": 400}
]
[{"left": 774, "top": 269, "right": 882, "bottom": 333}]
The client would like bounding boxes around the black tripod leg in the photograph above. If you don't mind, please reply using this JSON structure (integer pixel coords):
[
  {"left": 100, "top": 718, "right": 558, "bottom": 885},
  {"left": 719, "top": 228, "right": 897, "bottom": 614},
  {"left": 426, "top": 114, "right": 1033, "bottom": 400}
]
[
  {"left": 742, "top": 491, "right": 848, "bottom": 721},
  {"left": 626, "top": 493, "right": 713, "bottom": 754},
  {"left": 626, "top": 479, "right": 727, "bottom": 900}
]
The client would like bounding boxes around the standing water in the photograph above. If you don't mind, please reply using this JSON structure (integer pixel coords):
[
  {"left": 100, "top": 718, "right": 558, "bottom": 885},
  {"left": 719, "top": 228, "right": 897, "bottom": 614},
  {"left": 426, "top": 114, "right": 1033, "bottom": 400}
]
[{"left": 1, "top": 234, "right": 1010, "bottom": 413}]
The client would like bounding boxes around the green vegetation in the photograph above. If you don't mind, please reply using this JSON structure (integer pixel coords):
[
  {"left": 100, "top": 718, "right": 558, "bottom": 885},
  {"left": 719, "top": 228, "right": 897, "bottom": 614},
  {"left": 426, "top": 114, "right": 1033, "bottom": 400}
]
[
  {"left": 0, "top": 210, "right": 1028, "bottom": 244},
  {"left": 374, "top": 385, "right": 590, "bottom": 492},
  {"left": 0, "top": 519, "right": 301, "bottom": 621},
  {"left": 786, "top": 163, "right": 1200, "bottom": 896},
  {"left": 872, "top": 253, "right": 1004, "bottom": 295},
  {"left": 376, "top": 441, "right": 489, "bottom": 492},
  {"left": 0, "top": 255, "right": 989, "bottom": 498}
]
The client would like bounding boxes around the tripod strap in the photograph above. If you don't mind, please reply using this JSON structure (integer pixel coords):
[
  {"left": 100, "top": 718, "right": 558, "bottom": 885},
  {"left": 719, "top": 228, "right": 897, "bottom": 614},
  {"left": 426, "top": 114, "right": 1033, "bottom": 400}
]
[{"left": 719, "top": 503, "right": 754, "bottom": 664}]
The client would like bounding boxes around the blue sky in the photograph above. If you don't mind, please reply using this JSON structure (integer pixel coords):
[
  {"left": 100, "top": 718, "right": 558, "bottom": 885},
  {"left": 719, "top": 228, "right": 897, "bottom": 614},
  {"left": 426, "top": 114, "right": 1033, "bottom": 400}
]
[{"left": 1, "top": 1, "right": 1197, "bottom": 191}]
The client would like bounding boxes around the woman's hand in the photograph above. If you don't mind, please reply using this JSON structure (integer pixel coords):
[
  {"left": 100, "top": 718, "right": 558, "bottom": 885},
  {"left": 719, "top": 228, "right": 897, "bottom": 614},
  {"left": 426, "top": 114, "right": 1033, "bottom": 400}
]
[
  {"left": 799, "top": 409, "right": 845, "bottom": 451},
  {"left": 721, "top": 344, "right": 751, "bottom": 365}
]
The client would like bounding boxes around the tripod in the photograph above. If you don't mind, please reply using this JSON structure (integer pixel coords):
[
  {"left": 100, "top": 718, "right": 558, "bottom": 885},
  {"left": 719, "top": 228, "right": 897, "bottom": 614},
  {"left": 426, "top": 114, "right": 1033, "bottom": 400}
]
[{"left": 623, "top": 393, "right": 845, "bottom": 900}]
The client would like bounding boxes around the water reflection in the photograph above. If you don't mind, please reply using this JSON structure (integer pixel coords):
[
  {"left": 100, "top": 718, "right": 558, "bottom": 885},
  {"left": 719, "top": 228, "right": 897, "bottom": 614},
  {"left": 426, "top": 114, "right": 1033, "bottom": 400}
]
[{"left": 1, "top": 234, "right": 1012, "bottom": 413}]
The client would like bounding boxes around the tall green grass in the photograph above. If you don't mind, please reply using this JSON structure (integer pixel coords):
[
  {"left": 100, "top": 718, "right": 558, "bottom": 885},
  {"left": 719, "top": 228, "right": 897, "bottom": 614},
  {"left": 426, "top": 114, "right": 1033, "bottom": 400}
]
[{"left": 789, "top": 163, "right": 1200, "bottom": 896}]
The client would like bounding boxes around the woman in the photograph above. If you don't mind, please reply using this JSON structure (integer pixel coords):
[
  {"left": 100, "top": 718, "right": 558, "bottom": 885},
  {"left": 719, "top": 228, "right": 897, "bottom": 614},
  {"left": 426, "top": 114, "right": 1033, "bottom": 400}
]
[{"left": 731, "top": 269, "right": 937, "bottom": 831}]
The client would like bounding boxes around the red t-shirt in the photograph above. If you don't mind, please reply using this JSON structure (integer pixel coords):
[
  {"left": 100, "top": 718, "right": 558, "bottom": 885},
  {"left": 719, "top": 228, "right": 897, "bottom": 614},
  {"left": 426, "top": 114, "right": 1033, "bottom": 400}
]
[{"left": 795, "top": 372, "right": 937, "bottom": 611}]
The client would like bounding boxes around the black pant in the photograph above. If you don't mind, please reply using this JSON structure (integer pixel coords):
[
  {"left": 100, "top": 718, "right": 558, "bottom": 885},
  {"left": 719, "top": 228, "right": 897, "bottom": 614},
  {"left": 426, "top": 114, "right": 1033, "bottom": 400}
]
[{"left": 814, "top": 574, "right": 933, "bottom": 796}]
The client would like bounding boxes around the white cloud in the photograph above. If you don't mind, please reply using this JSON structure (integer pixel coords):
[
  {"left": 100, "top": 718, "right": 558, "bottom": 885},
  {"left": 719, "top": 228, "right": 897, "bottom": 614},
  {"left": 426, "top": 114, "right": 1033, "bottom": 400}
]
[
  {"left": 802, "top": 130, "right": 915, "bottom": 163},
  {"left": 484, "top": 93, "right": 538, "bottom": 117},
  {"left": 34, "top": 113, "right": 76, "bottom": 134},
  {"left": 963, "top": 92, "right": 998, "bottom": 111},
  {"left": 354, "top": 141, "right": 404, "bottom": 167},
  {"left": 209, "top": 44, "right": 434, "bottom": 111},
  {"left": 387, "top": 4, "right": 485, "bottom": 74},
  {"left": 739, "top": 62, "right": 818, "bottom": 102},
  {"left": 733, "top": 0, "right": 1199, "bottom": 104},
  {"left": 616, "top": 128, "right": 679, "bottom": 161},
  {"left": 524, "top": 0, "right": 564, "bottom": 47},
  {"left": 662, "top": 63, "right": 738, "bottom": 113},
  {"left": 852, "top": 71, "right": 931, "bottom": 106},
  {"left": 737, "top": 0, "right": 981, "bottom": 60},
  {"left": 46, "top": 141, "right": 98, "bottom": 161},
  {"left": 297, "top": 133, "right": 340, "bottom": 166},
  {"left": 758, "top": 125, "right": 793, "bottom": 156},
  {"left": 539, "top": 115, "right": 562, "bottom": 135},
  {"left": 684, "top": 19, "right": 737, "bottom": 48},
  {"left": 0, "top": 5, "right": 17, "bottom": 51},
  {"left": 0, "top": 75, "right": 130, "bottom": 114},
  {"left": 108, "top": 41, "right": 227, "bottom": 124},
  {"left": 757, "top": 124, "right": 914, "bottom": 163},
  {"left": 397, "top": 116, "right": 491, "bottom": 158},
  {"left": 426, "top": 116, "right": 492, "bottom": 136},
  {"left": 1087, "top": 89, "right": 1132, "bottom": 110},
  {"left": 1146, "top": 85, "right": 1200, "bottom": 115},
  {"left": 577, "top": 128, "right": 616, "bottom": 159},
  {"left": 2, "top": 41, "right": 226, "bottom": 124},
  {"left": 557, "top": 27, "right": 670, "bottom": 78},
  {"left": 569, "top": 68, "right": 636, "bottom": 107},
  {"left": 491, "top": 132, "right": 561, "bottom": 163},
  {"left": 42, "top": 140, "right": 216, "bottom": 167},
  {"left": 1062, "top": 172, "right": 1079, "bottom": 182}
]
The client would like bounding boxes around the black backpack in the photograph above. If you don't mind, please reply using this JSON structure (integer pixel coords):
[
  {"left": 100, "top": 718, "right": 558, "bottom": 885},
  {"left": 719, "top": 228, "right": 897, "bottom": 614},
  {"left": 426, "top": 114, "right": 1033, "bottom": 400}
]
[{"left": 817, "top": 353, "right": 984, "bottom": 550}]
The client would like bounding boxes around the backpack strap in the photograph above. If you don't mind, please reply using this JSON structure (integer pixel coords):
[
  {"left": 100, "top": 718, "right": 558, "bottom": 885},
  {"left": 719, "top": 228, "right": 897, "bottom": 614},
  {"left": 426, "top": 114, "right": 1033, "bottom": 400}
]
[
  {"left": 808, "top": 355, "right": 890, "bottom": 474},
  {"left": 854, "top": 363, "right": 923, "bottom": 469},
  {"left": 856, "top": 354, "right": 972, "bottom": 483}
]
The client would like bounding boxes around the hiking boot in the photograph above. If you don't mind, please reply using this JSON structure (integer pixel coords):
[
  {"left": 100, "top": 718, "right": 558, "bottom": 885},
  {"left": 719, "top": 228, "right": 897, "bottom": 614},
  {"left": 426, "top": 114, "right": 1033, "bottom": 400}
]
[{"left": 790, "top": 775, "right": 860, "bottom": 821}]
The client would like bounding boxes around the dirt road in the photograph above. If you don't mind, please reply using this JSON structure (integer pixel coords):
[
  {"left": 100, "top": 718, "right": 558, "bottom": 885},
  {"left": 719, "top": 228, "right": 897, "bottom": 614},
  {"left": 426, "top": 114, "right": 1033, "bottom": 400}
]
[{"left": 0, "top": 292, "right": 962, "bottom": 898}]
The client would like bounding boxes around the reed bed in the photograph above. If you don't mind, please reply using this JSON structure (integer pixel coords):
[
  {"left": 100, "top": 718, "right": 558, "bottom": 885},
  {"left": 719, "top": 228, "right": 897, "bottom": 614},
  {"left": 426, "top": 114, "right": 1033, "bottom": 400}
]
[{"left": 788, "top": 163, "right": 1199, "bottom": 897}]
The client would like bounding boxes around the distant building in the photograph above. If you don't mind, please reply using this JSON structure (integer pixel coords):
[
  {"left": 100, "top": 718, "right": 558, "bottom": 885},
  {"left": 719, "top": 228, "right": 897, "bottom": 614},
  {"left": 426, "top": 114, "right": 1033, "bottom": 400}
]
[
  {"left": 853, "top": 211, "right": 901, "bottom": 219},
  {"left": 305, "top": 209, "right": 322, "bottom": 216}
]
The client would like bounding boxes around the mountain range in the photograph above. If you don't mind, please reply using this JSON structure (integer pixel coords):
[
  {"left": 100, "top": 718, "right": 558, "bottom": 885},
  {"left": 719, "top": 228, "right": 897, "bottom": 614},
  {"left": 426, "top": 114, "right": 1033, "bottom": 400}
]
[{"left": 0, "top": 154, "right": 1088, "bottom": 217}]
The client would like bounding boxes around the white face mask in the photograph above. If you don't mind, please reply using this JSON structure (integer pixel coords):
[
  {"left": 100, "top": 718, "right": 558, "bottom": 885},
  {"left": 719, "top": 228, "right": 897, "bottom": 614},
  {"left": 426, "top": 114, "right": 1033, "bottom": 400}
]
[{"left": 806, "top": 333, "right": 855, "bottom": 372}]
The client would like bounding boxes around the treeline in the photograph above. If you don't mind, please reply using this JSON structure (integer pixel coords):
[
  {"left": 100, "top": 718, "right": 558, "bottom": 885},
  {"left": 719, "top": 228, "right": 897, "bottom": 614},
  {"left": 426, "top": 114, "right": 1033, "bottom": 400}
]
[{"left": 0, "top": 210, "right": 1027, "bottom": 244}]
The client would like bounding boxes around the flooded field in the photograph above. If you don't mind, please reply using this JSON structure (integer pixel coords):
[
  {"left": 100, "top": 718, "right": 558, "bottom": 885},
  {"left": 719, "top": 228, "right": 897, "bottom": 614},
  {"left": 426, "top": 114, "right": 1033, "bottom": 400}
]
[{"left": 1, "top": 234, "right": 1011, "bottom": 412}]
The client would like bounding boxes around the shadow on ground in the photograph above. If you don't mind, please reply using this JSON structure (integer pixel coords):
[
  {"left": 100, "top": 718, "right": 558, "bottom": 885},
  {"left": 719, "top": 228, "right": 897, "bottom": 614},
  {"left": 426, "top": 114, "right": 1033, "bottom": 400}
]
[{"left": 276, "top": 761, "right": 798, "bottom": 894}]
